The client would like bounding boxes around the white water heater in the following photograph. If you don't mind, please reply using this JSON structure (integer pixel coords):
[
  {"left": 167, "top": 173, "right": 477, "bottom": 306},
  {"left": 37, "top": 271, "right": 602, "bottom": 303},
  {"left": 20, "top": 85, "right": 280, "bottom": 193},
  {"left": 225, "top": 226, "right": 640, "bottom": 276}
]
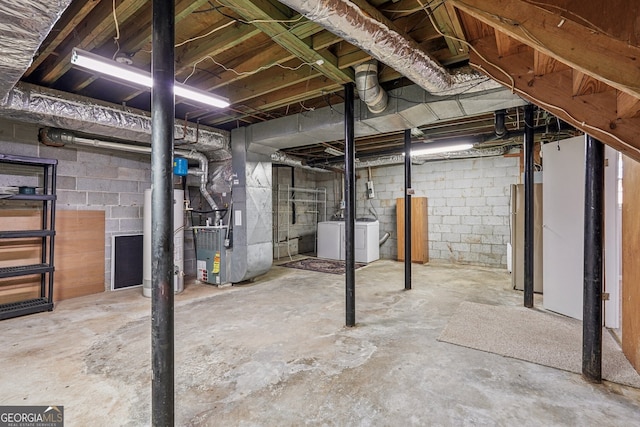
[{"left": 143, "top": 188, "right": 185, "bottom": 297}]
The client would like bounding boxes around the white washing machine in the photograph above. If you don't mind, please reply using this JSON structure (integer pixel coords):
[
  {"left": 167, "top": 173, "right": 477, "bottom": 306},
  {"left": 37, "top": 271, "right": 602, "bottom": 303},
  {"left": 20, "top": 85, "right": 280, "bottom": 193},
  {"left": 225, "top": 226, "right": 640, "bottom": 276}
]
[
  {"left": 317, "top": 220, "right": 379, "bottom": 263},
  {"left": 317, "top": 221, "right": 344, "bottom": 260}
]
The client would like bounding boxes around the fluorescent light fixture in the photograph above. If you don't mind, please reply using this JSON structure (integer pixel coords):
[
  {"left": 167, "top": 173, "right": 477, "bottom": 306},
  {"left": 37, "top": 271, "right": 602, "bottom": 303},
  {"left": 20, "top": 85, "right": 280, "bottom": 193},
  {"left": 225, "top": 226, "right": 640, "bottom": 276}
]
[
  {"left": 324, "top": 147, "right": 345, "bottom": 156},
  {"left": 410, "top": 127, "right": 424, "bottom": 137},
  {"left": 410, "top": 142, "right": 474, "bottom": 157},
  {"left": 70, "top": 48, "right": 229, "bottom": 109}
]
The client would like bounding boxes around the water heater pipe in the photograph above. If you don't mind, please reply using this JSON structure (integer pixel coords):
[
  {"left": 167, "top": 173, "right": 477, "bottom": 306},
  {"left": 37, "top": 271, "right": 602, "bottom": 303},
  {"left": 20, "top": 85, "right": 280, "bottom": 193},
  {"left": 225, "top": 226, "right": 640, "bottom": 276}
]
[{"left": 40, "top": 127, "right": 218, "bottom": 209}]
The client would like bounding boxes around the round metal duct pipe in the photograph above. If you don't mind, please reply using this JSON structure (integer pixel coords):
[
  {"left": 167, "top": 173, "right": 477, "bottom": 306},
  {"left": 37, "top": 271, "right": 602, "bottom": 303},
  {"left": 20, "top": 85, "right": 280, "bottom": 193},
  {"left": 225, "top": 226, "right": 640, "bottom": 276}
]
[{"left": 354, "top": 60, "right": 388, "bottom": 114}]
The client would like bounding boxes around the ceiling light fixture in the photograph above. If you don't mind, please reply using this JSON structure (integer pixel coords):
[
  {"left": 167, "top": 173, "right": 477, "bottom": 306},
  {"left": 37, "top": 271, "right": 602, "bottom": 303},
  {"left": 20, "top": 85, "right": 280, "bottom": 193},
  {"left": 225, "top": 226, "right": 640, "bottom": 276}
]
[
  {"left": 324, "top": 147, "right": 345, "bottom": 156},
  {"left": 409, "top": 141, "right": 475, "bottom": 157},
  {"left": 410, "top": 127, "right": 424, "bottom": 137},
  {"left": 70, "top": 48, "right": 229, "bottom": 109}
]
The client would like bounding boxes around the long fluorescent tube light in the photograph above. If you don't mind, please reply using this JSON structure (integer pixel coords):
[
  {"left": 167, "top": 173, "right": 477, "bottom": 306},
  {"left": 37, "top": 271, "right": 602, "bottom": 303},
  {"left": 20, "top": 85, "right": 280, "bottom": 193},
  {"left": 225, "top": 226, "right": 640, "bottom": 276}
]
[
  {"left": 70, "top": 48, "right": 229, "bottom": 109},
  {"left": 410, "top": 142, "right": 474, "bottom": 157},
  {"left": 324, "top": 147, "right": 345, "bottom": 156}
]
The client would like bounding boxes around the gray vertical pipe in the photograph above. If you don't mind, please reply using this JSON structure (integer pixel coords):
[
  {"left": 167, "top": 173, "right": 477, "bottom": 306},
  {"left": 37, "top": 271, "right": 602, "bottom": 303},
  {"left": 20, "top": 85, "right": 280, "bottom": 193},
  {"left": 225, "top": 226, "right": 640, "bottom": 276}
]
[
  {"left": 582, "top": 135, "right": 604, "bottom": 383},
  {"left": 523, "top": 104, "right": 534, "bottom": 308},
  {"left": 344, "top": 83, "right": 356, "bottom": 327},
  {"left": 404, "top": 129, "right": 412, "bottom": 290},
  {"left": 151, "top": 0, "right": 175, "bottom": 424}
]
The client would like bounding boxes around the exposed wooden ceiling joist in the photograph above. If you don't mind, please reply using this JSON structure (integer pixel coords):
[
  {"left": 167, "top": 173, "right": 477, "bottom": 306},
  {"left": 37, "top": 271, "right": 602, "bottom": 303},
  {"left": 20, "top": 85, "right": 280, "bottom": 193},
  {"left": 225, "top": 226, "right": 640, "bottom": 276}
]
[
  {"left": 467, "top": 34, "right": 640, "bottom": 161},
  {"left": 216, "top": 0, "right": 354, "bottom": 84},
  {"left": 39, "top": 0, "right": 148, "bottom": 85},
  {"left": 449, "top": 0, "right": 640, "bottom": 99}
]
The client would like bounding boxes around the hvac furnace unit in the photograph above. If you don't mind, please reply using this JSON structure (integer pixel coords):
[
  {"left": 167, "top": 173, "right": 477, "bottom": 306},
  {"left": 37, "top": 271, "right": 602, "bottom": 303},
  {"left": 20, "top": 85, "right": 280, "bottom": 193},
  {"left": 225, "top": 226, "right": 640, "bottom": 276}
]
[{"left": 195, "top": 226, "right": 229, "bottom": 285}]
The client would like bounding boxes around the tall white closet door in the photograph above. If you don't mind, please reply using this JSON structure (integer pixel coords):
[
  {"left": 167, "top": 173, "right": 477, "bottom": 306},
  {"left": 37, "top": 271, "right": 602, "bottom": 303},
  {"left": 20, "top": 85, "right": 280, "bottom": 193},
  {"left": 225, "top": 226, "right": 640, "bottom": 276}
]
[{"left": 542, "top": 136, "right": 585, "bottom": 320}]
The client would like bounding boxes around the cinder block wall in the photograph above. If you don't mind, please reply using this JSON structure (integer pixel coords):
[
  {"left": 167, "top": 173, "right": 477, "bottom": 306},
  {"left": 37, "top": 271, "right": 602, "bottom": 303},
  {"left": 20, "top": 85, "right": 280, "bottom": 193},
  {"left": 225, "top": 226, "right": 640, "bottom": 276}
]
[
  {"left": 0, "top": 119, "right": 201, "bottom": 290},
  {"left": 358, "top": 155, "right": 519, "bottom": 267},
  {"left": 273, "top": 166, "right": 330, "bottom": 257}
]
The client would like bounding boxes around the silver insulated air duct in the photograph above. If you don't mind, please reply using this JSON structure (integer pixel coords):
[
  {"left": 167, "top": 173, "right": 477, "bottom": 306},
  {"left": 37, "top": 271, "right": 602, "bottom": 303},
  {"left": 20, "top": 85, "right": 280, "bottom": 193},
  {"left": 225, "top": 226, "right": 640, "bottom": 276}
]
[
  {"left": 1, "top": 83, "right": 230, "bottom": 160},
  {"left": 278, "top": 0, "right": 452, "bottom": 93},
  {"left": 354, "top": 60, "right": 388, "bottom": 114},
  {"left": 0, "top": 0, "right": 73, "bottom": 102}
]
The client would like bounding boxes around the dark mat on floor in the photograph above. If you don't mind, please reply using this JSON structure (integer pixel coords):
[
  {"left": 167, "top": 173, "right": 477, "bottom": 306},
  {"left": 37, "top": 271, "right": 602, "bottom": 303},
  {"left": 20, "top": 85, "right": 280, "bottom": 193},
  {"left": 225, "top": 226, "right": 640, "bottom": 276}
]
[
  {"left": 278, "top": 257, "right": 366, "bottom": 275},
  {"left": 438, "top": 301, "right": 640, "bottom": 388}
]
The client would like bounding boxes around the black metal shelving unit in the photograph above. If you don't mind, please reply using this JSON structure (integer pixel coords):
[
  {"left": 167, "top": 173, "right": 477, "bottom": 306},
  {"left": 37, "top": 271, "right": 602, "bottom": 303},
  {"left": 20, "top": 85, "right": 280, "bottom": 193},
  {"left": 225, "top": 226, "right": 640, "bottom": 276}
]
[{"left": 0, "top": 153, "right": 57, "bottom": 320}]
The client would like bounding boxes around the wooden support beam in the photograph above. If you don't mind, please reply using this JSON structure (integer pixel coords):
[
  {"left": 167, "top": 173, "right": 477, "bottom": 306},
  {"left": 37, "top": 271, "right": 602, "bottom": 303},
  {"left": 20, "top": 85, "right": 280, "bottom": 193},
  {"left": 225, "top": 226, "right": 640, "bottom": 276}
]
[
  {"left": 217, "top": 0, "right": 353, "bottom": 84},
  {"left": 23, "top": 1, "right": 101, "bottom": 78},
  {"left": 431, "top": 1, "right": 469, "bottom": 56},
  {"left": 71, "top": 0, "right": 211, "bottom": 94},
  {"left": 495, "top": 30, "right": 528, "bottom": 57},
  {"left": 457, "top": 9, "right": 494, "bottom": 41},
  {"left": 40, "top": 0, "right": 148, "bottom": 85},
  {"left": 175, "top": 24, "right": 262, "bottom": 74},
  {"left": 289, "top": 19, "right": 324, "bottom": 39},
  {"left": 468, "top": 35, "right": 640, "bottom": 161},
  {"left": 534, "top": 51, "right": 570, "bottom": 76},
  {"left": 573, "top": 71, "right": 613, "bottom": 97},
  {"left": 312, "top": 31, "right": 341, "bottom": 51},
  {"left": 194, "top": 44, "right": 295, "bottom": 91},
  {"left": 450, "top": 0, "right": 640, "bottom": 99},
  {"left": 618, "top": 92, "right": 640, "bottom": 119},
  {"left": 222, "top": 59, "right": 323, "bottom": 105},
  {"left": 204, "top": 78, "right": 343, "bottom": 126}
]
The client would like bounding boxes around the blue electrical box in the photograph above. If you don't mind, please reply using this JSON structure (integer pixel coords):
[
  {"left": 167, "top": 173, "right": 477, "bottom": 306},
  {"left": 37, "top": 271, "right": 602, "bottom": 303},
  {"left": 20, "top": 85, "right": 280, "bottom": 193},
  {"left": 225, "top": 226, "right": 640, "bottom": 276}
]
[{"left": 173, "top": 157, "right": 188, "bottom": 176}]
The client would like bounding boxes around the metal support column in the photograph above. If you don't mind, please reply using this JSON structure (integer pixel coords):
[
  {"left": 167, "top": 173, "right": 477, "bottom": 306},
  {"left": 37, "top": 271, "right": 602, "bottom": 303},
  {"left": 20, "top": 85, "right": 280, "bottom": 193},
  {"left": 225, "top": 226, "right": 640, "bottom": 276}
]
[
  {"left": 404, "top": 129, "right": 412, "bottom": 290},
  {"left": 151, "top": 0, "right": 175, "bottom": 424},
  {"left": 523, "top": 104, "right": 535, "bottom": 308},
  {"left": 583, "top": 135, "right": 604, "bottom": 383},
  {"left": 344, "top": 83, "right": 356, "bottom": 327}
]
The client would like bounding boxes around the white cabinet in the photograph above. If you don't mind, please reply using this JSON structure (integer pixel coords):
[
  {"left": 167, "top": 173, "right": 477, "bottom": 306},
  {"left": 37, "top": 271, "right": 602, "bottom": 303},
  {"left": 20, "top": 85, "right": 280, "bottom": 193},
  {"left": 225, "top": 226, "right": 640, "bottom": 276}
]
[
  {"left": 317, "top": 221, "right": 344, "bottom": 260},
  {"left": 317, "top": 220, "right": 379, "bottom": 263},
  {"left": 354, "top": 221, "right": 379, "bottom": 263}
]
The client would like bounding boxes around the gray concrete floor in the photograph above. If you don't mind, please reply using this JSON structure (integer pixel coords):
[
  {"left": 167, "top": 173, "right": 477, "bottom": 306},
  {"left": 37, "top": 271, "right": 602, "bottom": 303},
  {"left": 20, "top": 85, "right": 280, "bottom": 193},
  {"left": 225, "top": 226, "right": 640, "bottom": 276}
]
[{"left": 1, "top": 259, "right": 639, "bottom": 426}]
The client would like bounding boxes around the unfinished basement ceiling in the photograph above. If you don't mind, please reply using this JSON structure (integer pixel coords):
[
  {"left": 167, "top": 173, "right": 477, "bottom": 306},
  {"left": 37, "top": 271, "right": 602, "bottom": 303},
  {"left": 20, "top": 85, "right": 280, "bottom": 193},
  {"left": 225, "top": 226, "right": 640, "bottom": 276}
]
[
  {"left": 23, "top": 0, "right": 471, "bottom": 130},
  {"left": 8, "top": 1, "right": 640, "bottom": 162}
]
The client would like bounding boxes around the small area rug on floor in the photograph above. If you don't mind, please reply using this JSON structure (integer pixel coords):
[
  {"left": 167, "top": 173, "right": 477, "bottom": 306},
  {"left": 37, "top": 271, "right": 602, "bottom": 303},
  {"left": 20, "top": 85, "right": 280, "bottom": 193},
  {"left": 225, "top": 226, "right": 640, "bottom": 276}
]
[
  {"left": 277, "top": 257, "right": 366, "bottom": 275},
  {"left": 438, "top": 301, "right": 640, "bottom": 388}
]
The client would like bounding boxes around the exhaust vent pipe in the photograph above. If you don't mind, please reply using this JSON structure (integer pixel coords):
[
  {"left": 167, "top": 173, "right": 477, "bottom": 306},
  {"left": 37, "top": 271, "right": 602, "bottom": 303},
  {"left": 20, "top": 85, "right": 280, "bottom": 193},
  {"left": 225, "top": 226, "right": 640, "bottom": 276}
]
[{"left": 354, "top": 60, "right": 388, "bottom": 114}]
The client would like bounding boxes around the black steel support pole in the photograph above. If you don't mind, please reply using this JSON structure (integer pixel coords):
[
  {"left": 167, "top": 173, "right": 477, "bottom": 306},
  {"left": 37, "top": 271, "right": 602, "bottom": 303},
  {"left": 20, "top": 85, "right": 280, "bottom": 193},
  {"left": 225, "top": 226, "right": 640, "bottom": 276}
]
[
  {"left": 404, "top": 129, "right": 412, "bottom": 290},
  {"left": 582, "top": 135, "right": 604, "bottom": 383},
  {"left": 151, "top": 0, "right": 175, "bottom": 425},
  {"left": 523, "top": 104, "right": 535, "bottom": 308},
  {"left": 344, "top": 83, "right": 356, "bottom": 327}
]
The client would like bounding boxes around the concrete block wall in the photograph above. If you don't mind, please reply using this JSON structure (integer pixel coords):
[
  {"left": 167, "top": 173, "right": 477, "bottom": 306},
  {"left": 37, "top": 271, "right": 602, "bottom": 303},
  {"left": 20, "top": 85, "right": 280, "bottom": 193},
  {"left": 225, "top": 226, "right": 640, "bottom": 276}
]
[
  {"left": 272, "top": 166, "right": 330, "bottom": 257},
  {"left": 364, "top": 155, "right": 519, "bottom": 267},
  {"left": 0, "top": 119, "right": 201, "bottom": 290},
  {"left": 316, "top": 170, "right": 343, "bottom": 220}
]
